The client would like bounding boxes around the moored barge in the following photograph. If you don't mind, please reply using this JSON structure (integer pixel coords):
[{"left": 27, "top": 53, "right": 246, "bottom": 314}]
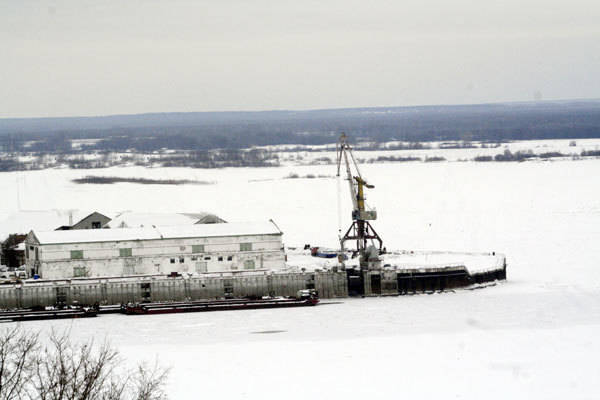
[
  {"left": 0, "top": 307, "right": 98, "bottom": 322},
  {"left": 123, "top": 289, "right": 319, "bottom": 315}
]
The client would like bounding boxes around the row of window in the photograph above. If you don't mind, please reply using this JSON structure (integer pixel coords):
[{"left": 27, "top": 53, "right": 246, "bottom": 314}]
[
  {"left": 169, "top": 255, "right": 235, "bottom": 264},
  {"left": 173, "top": 258, "right": 256, "bottom": 269},
  {"left": 71, "top": 257, "right": 257, "bottom": 277},
  {"left": 69, "top": 243, "right": 254, "bottom": 260}
]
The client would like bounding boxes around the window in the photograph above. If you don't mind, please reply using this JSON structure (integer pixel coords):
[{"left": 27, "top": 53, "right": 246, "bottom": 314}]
[
  {"left": 56, "top": 287, "right": 68, "bottom": 303},
  {"left": 70, "top": 250, "right": 83, "bottom": 259},
  {"left": 195, "top": 262, "right": 207, "bottom": 273},
  {"left": 191, "top": 256, "right": 198, "bottom": 261},
  {"left": 204, "top": 256, "right": 211, "bottom": 261},
  {"left": 227, "top": 255, "right": 233, "bottom": 261},
  {"left": 170, "top": 258, "right": 175, "bottom": 264},
  {"left": 73, "top": 266, "right": 87, "bottom": 277},
  {"left": 141, "top": 283, "right": 151, "bottom": 300},
  {"left": 119, "top": 248, "right": 132, "bottom": 257},
  {"left": 223, "top": 279, "right": 234, "bottom": 296},
  {"left": 240, "top": 243, "right": 252, "bottom": 251},
  {"left": 179, "top": 257, "right": 185, "bottom": 263},
  {"left": 192, "top": 245, "right": 204, "bottom": 253},
  {"left": 218, "top": 256, "right": 223, "bottom": 262},
  {"left": 244, "top": 259, "right": 255, "bottom": 270},
  {"left": 91, "top": 221, "right": 101, "bottom": 229}
]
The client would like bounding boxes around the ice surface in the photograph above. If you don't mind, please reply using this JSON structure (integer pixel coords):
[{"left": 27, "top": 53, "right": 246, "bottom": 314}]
[{"left": 1, "top": 143, "right": 599, "bottom": 399}]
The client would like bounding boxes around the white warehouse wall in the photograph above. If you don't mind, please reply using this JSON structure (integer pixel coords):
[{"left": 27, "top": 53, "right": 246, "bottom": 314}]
[{"left": 26, "top": 233, "right": 285, "bottom": 279}]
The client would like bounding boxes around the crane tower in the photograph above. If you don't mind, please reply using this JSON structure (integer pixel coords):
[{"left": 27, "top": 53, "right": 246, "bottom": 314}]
[{"left": 336, "top": 133, "right": 384, "bottom": 270}]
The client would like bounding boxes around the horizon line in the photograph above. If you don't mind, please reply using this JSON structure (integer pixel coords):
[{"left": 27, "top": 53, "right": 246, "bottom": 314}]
[{"left": 1, "top": 97, "right": 600, "bottom": 121}]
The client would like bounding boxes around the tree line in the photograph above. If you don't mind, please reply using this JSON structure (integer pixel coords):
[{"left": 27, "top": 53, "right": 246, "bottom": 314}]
[{"left": 1, "top": 101, "right": 600, "bottom": 154}]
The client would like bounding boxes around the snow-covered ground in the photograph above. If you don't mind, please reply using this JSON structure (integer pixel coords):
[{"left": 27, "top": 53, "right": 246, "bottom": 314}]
[
  {"left": 1, "top": 144, "right": 599, "bottom": 398},
  {"left": 286, "top": 248, "right": 504, "bottom": 274},
  {"left": 273, "top": 138, "right": 600, "bottom": 165}
]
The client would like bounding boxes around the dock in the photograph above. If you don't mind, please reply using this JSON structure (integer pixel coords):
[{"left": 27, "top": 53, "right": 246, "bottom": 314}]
[{"left": 0, "top": 249, "right": 506, "bottom": 311}]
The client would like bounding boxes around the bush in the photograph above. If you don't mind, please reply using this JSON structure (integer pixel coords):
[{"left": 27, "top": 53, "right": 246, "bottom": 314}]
[
  {"left": 581, "top": 150, "right": 600, "bottom": 157},
  {"left": 370, "top": 155, "right": 421, "bottom": 163},
  {"left": 424, "top": 156, "right": 446, "bottom": 162},
  {"left": 494, "top": 149, "right": 536, "bottom": 162},
  {"left": 538, "top": 152, "right": 566, "bottom": 159}
]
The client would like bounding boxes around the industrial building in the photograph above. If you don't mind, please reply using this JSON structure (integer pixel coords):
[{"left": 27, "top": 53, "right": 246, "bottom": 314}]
[
  {"left": 25, "top": 221, "right": 285, "bottom": 279},
  {"left": 0, "top": 210, "right": 226, "bottom": 270}
]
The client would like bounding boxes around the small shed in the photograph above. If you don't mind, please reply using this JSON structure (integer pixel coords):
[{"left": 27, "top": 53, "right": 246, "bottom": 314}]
[{"left": 70, "top": 212, "right": 112, "bottom": 230}]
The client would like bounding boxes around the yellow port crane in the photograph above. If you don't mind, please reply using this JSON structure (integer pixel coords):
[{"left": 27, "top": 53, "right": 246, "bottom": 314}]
[{"left": 336, "top": 133, "right": 383, "bottom": 270}]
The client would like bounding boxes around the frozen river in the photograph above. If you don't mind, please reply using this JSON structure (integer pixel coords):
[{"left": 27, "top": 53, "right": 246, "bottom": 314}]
[
  {"left": 16, "top": 285, "right": 600, "bottom": 399},
  {"left": 1, "top": 155, "right": 600, "bottom": 398}
]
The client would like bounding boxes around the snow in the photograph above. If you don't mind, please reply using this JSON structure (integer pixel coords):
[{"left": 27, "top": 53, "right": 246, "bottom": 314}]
[
  {"left": 32, "top": 221, "right": 282, "bottom": 244},
  {"left": 156, "top": 221, "right": 281, "bottom": 239},
  {"left": 105, "top": 211, "right": 223, "bottom": 228},
  {"left": 33, "top": 226, "right": 161, "bottom": 244},
  {"left": 0, "top": 209, "right": 100, "bottom": 240},
  {"left": 273, "top": 138, "right": 600, "bottom": 166},
  {"left": 14, "top": 289, "right": 600, "bottom": 399},
  {"left": 286, "top": 248, "right": 504, "bottom": 274},
  {"left": 1, "top": 140, "right": 599, "bottom": 399}
]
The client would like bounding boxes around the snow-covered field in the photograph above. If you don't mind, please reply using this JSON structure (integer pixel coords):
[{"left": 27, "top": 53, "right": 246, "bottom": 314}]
[
  {"left": 273, "top": 138, "right": 600, "bottom": 165},
  {"left": 1, "top": 145, "right": 600, "bottom": 398}
]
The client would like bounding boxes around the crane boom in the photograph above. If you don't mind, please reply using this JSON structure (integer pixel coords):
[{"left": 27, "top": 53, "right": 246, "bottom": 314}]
[{"left": 337, "top": 134, "right": 359, "bottom": 211}]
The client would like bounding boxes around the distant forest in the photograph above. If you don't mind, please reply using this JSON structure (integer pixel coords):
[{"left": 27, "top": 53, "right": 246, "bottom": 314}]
[{"left": 1, "top": 100, "right": 600, "bottom": 154}]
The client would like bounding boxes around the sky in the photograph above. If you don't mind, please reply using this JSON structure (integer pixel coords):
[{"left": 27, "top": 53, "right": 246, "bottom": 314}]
[{"left": 1, "top": 0, "right": 599, "bottom": 118}]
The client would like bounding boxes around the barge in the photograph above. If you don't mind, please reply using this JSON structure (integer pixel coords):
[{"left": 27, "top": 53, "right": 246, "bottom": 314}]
[
  {"left": 123, "top": 294, "right": 319, "bottom": 316},
  {"left": 0, "top": 307, "right": 97, "bottom": 322}
]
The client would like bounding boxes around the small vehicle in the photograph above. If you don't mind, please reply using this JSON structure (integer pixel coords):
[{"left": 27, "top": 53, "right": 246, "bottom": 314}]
[
  {"left": 310, "top": 247, "right": 338, "bottom": 258},
  {"left": 296, "top": 289, "right": 319, "bottom": 300}
]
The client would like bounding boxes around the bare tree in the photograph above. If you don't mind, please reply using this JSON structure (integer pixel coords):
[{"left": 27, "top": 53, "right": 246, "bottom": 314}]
[
  {"left": 0, "top": 326, "right": 39, "bottom": 400},
  {"left": 0, "top": 326, "right": 169, "bottom": 400}
]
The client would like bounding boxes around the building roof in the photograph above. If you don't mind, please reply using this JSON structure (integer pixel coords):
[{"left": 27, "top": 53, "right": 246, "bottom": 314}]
[
  {"left": 0, "top": 210, "right": 104, "bottom": 240},
  {"left": 71, "top": 211, "right": 111, "bottom": 229},
  {"left": 29, "top": 221, "right": 282, "bottom": 245},
  {"left": 103, "top": 211, "right": 225, "bottom": 228}
]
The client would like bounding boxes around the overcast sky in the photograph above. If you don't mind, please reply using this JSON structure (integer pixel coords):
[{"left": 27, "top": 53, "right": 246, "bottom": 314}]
[{"left": 1, "top": 0, "right": 599, "bottom": 117}]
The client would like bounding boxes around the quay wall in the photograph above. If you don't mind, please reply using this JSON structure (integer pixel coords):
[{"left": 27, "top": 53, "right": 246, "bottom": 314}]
[
  {"left": 0, "top": 260, "right": 506, "bottom": 309},
  {"left": 0, "top": 271, "right": 348, "bottom": 309}
]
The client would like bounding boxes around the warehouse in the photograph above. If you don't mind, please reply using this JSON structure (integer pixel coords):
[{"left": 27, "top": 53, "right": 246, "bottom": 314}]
[{"left": 24, "top": 221, "right": 284, "bottom": 279}]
